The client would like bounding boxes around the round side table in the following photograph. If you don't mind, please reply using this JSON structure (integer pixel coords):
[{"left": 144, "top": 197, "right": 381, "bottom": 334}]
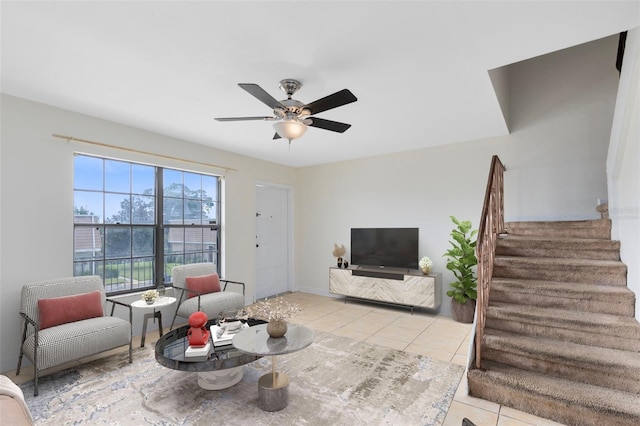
[
  {"left": 232, "top": 323, "right": 314, "bottom": 411},
  {"left": 131, "top": 296, "right": 176, "bottom": 347}
]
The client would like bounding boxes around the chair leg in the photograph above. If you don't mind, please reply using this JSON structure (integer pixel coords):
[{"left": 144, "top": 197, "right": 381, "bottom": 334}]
[
  {"left": 16, "top": 321, "right": 28, "bottom": 375},
  {"left": 33, "top": 337, "right": 39, "bottom": 396},
  {"left": 128, "top": 302, "right": 133, "bottom": 363},
  {"left": 16, "top": 354, "right": 23, "bottom": 375},
  {"left": 170, "top": 291, "right": 186, "bottom": 331},
  {"left": 33, "top": 368, "right": 39, "bottom": 397},
  {"left": 169, "top": 308, "right": 179, "bottom": 331}
]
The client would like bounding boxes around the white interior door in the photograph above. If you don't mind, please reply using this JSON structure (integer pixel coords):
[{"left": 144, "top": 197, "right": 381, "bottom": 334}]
[{"left": 255, "top": 184, "right": 291, "bottom": 300}]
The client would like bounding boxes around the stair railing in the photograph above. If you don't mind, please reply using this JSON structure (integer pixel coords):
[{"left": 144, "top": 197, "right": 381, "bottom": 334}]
[{"left": 475, "top": 155, "right": 506, "bottom": 369}]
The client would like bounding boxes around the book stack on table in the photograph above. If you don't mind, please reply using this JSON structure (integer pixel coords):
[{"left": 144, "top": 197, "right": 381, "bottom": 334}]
[
  {"left": 184, "top": 342, "right": 211, "bottom": 361},
  {"left": 210, "top": 322, "right": 249, "bottom": 347}
]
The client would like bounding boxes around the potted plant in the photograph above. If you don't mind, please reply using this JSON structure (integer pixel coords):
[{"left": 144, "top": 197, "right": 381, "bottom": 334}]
[
  {"left": 443, "top": 216, "right": 478, "bottom": 323},
  {"left": 142, "top": 289, "right": 159, "bottom": 305},
  {"left": 246, "top": 297, "right": 301, "bottom": 338}
]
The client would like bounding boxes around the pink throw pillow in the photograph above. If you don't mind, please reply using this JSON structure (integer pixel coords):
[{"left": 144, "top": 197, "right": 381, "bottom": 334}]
[
  {"left": 38, "top": 290, "right": 104, "bottom": 329},
  {"left": 185, "top": 273, "right": 221, "bottom": 299}
]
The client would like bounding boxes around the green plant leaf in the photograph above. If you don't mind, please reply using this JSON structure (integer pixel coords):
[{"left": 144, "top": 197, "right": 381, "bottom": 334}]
[{"left": 443, "top": 215, "right": 478, "bottom": 302}]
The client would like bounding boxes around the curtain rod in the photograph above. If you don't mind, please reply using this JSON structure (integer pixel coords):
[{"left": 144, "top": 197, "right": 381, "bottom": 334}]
[{"left": 52, "top": 133, "right": 237, "bottom": 173}]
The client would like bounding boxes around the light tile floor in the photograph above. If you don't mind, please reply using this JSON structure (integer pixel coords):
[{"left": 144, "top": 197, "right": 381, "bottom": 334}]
[{"left": 6, "top": 291, "right": 564, "bottom": 426}]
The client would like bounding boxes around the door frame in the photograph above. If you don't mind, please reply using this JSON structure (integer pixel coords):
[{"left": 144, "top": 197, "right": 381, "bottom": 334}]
[{"left": 254, "top": 180, "right": 294, "bottom": 301}]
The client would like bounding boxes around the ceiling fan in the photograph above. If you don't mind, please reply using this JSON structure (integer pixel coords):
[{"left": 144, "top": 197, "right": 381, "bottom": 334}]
[{"left": 214, "top": 79, "right": 357, "bottom": 144}]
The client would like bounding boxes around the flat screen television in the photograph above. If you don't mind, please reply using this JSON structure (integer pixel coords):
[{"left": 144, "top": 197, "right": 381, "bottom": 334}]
[{"left": 350, "top": 228, "right": 419, "bottom": 270}]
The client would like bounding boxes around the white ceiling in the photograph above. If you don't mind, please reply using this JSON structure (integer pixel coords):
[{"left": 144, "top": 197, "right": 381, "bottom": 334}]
[{"left": 2, "top": 1, "right": 639, "bottom": 167}]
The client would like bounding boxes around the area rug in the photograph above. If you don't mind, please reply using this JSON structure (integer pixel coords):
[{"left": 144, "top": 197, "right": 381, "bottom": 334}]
[{"left": 20, "top": 332, "right": 464, "bottom": 425}]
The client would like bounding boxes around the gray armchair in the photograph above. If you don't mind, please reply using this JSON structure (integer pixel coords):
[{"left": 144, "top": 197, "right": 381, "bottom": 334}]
[
  {"left": 169, "top": 263, "right": 246, "bottom": 330},
  {"left": 16, "top": 275, "right": 132, "bottom": 396}
]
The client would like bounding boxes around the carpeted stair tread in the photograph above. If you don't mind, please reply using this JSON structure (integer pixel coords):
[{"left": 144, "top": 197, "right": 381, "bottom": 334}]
[
  {"left": 485, "top": 317, "right": 640, "bottom": 352},
  {"left": 491, "top": 277, "right": 633, "bottom": 299},
  {"left": 490, "top": 278, "right": 636, "bottom": 316},
  {"left": 505, "top": 219, "right": 612, "bottom": 239},
  {"left": 486, "top": 303, "right": 640, "bottom": 351},
  {"left": 495, "top": 255, "right": 624, "bottom": 266},
  {"left": 493, "top": 256, "right": 627, "bottom": 286},
  {"left": 487, "top": 303, "right": 640, "bottom": 339},
  {"left": 482, "top": 329, "right": 640, "bottom": 392},
  {"left": 468, "top": 362, "right": 640, "bottom": 426},
  {"left": 484, "top": 329, "right": 640, "bottom": 368},
  {"left": 496, "top": 235, "right": 620, "bottom": 260}
]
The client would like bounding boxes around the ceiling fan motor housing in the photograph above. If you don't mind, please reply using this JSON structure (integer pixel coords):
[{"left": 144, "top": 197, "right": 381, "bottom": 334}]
[
  {"left": 278, "top": 79, "right": 302, "bottom": 98},
  {"left": 276, "top": 99, "right": 309, "bottom": 120}
]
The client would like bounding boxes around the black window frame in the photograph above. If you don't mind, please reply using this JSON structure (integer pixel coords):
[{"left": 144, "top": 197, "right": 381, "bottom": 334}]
[{"left": 73, "top": 153, "right": 221, "bottom": 295}]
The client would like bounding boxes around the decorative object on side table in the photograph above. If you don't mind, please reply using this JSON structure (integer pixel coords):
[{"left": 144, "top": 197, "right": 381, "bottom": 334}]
[
  {"left": 247, "top": 297, "right": 301, "bottom": 338},
  {"left": 142, "top": 289, "right": 159, "bottom": 305},
  {"left": 419, "top": 256, "right": 433, "bottom": 275},
  {"left": 443, "top": 216, "right": 478, "bottom": 323},
  {"left": 267, "top": 320, "right": 288, "bottom": 338},
  {"left": 332, "top": 243, "right": 346, "bottom": 268}
]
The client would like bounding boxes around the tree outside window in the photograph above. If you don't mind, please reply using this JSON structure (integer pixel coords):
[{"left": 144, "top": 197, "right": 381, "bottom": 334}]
[{"left": 73, "top": 154, "right": 220, "bottom": 295}]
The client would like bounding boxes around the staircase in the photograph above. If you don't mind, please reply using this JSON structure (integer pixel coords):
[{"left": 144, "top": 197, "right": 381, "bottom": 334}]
[{"left": 467, "top": 219, "right": 640, "bottom": 426}]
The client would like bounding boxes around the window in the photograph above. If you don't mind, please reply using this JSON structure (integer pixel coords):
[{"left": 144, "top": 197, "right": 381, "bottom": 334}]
[{"left": 73, "top": 154, "right": 220, "bottom": 295}]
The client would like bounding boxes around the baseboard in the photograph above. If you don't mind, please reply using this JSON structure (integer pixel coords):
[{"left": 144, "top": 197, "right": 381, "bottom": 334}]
[{"left": 292, "top": 286, "right": 337, "bottom": 298}]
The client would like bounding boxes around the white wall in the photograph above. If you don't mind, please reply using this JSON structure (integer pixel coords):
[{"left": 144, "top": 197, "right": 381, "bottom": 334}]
[
  {"left": 505, "top": 35, "right": 619, "bottom": 221},
  {"left": 0, "top": 95, "right": 296, "bottom": 373},
  {"left": 294, "top": 35, "right": 620, "bottom": 315},
  {"left": 608, "top": 28, "right": 640, "bottom": 320}
]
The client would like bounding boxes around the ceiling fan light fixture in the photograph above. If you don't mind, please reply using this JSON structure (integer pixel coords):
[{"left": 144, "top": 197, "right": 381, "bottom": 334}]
[
  {"left": 216, "top": 80, "right": 357, "bottom": 142},
  {"left": 273, "top": 119, "right": 307, "bottom": 142}
]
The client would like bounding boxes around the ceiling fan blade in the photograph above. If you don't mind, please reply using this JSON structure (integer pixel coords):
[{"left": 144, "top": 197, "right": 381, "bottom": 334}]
[
  {"left": 214, "top": 116, "right": 274, "bottom": 122},
  {"left": 273, "top": 132, "right": 281, "bottom": 140},
  {"left": 308, "top": 117, "right": 352, "bottom": 133},
  {"left": 238, "top": 83, "right": 285, "bottom": 110},
  {"left": 304, "top": 89, "right": 357, "bottom": 115}
]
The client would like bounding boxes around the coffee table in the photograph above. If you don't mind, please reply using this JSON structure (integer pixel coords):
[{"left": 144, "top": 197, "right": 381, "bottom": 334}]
[
  {"left": 155, "top": 318, "right": 265, "bottom": 390},
  {"left": 232, "top": 323, "right": 314, "bottom": 411}
]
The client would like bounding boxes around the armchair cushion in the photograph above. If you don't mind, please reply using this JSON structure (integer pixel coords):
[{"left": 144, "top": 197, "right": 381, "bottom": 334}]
[
  {"left": 22, "top": 316, "right": 131, "bottom": 371},
  {"left": 176, "top": 291, "right": 245, "bottom": 321},
  {"left": 37, "top": 290, "right": 103, "bottom": 329},
  {"left": 185, "top": 273, "right": 221, "bottom": 299}
]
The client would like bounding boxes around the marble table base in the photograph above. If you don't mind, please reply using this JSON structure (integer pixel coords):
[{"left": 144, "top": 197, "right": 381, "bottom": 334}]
[
  {"left": 197, "top": 367, "right": 243, "bottom": 390},
  {"left": 258, "top": 372, "right": 289, "bottom": 411}
]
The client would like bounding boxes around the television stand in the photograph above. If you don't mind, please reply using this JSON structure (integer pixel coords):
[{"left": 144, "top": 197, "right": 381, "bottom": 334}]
[{"left": 329, "top": 267, "right": 441, "bottom": 311}]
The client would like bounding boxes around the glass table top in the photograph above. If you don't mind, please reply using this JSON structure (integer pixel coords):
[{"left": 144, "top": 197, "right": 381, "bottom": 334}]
[
  {"left": 232, "top": 323, "right": 315, "bottom": 356},
  {"left": 155, "top": 319, "right": 265, "bottom": 372}
]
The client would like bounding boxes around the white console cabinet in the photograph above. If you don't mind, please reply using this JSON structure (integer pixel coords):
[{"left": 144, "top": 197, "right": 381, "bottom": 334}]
[{"left": 329, "top": 267, "right": 441, "bottom": 311}]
